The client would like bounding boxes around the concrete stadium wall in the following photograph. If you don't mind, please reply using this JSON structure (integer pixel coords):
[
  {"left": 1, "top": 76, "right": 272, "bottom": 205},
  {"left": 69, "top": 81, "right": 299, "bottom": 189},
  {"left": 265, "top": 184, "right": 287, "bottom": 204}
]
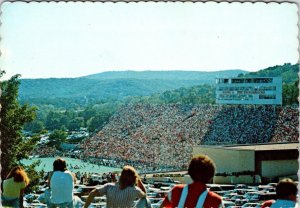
[
  {"left": 261, "top": 160, "right": 298, "bottom": 178},
  {"left": 151, "top": 176, "right": 185, "bottom": 184},
  {"left": 214, "top": 175, "right": 254, "bottom": 184},
  {"left": 184, "top": 174, "right": 254, "bottom": 185},
  {"left": 193, "top": 146, "right": 255, "bottom": 173}
]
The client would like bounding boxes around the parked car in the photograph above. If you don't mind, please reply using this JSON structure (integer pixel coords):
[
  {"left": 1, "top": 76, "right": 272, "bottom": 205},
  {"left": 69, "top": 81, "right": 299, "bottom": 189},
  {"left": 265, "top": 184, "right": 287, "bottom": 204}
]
[
  {"left": 235, "top": 184, "right": 248, "bottom": 189},
  {"left": 232, "top": 195, "right": 245, "bottom": 201},
  {"left": 149, "top": 198, "right": 164, "bottom": 208},
  {"left": 257, "top": 185, "right": 273, "bottom": 192},
  {"left": 223, "top": 200, "right": 236, "bottom": 208},
  {"left": 160, "top": 186, "right": 171, "bottom": 192},
  {"left": 232, "top": 189, "right": 249, "bottom": 195},
  {"left": 146, "top": 184, "right": 161, "bottom": 193},
  {"left": 235, "top": 198, "right": 248, "bottom": 206},
  {"left": 207, "top": 184, "right": 223, "bottom": 192},
  {"left": 224, "top": 193, "right": 239, "bottom": 202},
  {"left": 248, "top": 194, "right": 260, "bottom": 202},
  {"left": 241, "top": 202, "right": 261, "bottom": 208},
  {"left": 24, "top": 194, "right": 39, "bottom": 203},
  {"left": 80, "top": 195, "right": 106, "bottom": 203},
  {"left": 243, "top": 192, "right": 261, "bottom": 201},
  {"left": 74, "top": 186, "right": 98, "bottom": 197},
  {"left": 267, "top": 183, "right": 277, "bottom": 187},
  {"left": 88, "top": 202, "right": 106, "bottom": 208},
  {"left": 147, "top": 191, "right": 168, "bottom": 199},
  {"left": 218, "top": 184, "right": 235, "bottom": 191},
  {"left": 153, "top": 177, "right": 180, "bottom": 188}
]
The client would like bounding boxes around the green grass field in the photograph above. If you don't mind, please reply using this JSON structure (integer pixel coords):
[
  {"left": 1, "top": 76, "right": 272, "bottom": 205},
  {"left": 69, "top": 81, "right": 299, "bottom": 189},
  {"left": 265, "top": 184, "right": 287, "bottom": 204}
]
[{"left": 21, "top": 157, "right": 121, "bottom": 174}]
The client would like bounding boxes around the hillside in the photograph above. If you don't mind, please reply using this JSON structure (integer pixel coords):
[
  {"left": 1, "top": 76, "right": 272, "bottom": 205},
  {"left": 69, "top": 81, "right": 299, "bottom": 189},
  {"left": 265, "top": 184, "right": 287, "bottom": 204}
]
[
  {"left": 129, "top": 84, "right": 216, "bottom": 105},
  {"left": 83, "top": 70, "right": 245, "bottom": 80},
  {"left": 19, "top": 70, "right": 245, "bottom": 104},
  {"left": 18, "top": 63, "right": 298, "bottom": 107},
  {"left": 238, "top": 63, "right": 299, "bottom": 84}
]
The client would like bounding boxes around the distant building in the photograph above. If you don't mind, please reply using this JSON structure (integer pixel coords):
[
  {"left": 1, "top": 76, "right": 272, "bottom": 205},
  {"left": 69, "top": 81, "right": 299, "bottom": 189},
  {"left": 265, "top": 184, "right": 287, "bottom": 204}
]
[
  {"left": 216, "top": 77, "right": 282, "bottom": 105},
  {"left": 193, "top": 143, "right": 298, "bottom": 184}
]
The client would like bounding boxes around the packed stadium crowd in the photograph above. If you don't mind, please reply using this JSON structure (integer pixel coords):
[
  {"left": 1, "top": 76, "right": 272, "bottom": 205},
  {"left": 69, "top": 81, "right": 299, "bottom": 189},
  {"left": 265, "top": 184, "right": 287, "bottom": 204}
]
[
  {"left": 202, "top": 105, "right": 299, "bottom": 144},
  {"left": 78, "top": 104, "right": 298, "bottom": 170},
  {"left": 31, "top": 146, "right": 58, "bottom": 157}
]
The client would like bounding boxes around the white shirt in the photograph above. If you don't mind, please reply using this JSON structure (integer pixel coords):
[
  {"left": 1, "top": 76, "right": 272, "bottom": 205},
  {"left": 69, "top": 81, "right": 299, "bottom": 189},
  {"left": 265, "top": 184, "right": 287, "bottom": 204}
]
[{"left": 50, "top": 170, "right": 74, "bottom": 204}]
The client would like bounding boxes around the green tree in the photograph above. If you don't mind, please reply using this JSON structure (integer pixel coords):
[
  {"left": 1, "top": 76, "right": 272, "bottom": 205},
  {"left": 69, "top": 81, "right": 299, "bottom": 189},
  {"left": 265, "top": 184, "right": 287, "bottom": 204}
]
[
  {"left": 24, "top": 120, "right": 45, "bottom": 133},
  {"left": 283, "top": 81, "right": 299, "bottom": 105},
  {"left": 79, "top": 107, "right": 97, "bottom": 122},
  {"left": 24, "top": 161, "right": 44, "bottom": 194},
  {"left": 87, "top": 112, "right": 111, "bottom": 133},
  {"left": 0, "top": 73, "right": 38, "bottom": 179},
  {"left": 48, "top": 129, "right": 67, "bottom": 148},
  {"left": 67, "top": 117, "right": 84, "bottom": 131},
  {"left": 45, "top": 111, "right": 63, "bottom": 130},
  {"left": 59, "top": 114, "right": 70, "bottom": 130},
  {"left": 240, "top": 63, "right": 299, "bottom": 84}
]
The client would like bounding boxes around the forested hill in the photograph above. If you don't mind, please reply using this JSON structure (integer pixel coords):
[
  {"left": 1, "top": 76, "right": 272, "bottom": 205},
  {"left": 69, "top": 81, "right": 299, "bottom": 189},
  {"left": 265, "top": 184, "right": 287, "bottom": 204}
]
[
  {"left": 19, "top": 70, "right": 245, "bottom": 103},
  {"left": 83, "top": 70, "right": 244, "bottom": 80},
  {"left": 19, "top": 64, "right": 298, "bottom": 133},
  {"left": 238, "top": 63, "right": 299, "bottom": 84},
  {"left": 18, "top": 63, "right": 299, "bottom": 107}
]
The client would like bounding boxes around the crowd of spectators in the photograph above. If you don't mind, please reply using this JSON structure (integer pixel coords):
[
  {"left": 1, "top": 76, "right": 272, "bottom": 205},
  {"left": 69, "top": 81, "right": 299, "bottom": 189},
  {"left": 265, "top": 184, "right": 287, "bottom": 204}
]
[
  {"left": 201, "top": 105, "right": 298, "bottom": 144},
  {"left": 80, "top": 104, "right": 298, "bottom": 171},
  {"left": 31, "top": 146, "right": 58, "bottom": 157},
  {"left": 270, "top": 107, "right": 299, "bottom": 142}
]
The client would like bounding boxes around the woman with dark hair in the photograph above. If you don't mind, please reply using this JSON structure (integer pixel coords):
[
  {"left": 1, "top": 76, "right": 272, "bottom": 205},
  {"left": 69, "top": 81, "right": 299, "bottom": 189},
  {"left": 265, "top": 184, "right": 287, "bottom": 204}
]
[
  {"left": 47, "top": 158, "right": 77, "bottom": 208},
  {"left": 261, "top": 178, "right": 298, "bottom": 208},
  {"left": 1, "top": 166, "right": 30, "bottom": 208},
  {"left": 84, "top": 165, "right": 150, "bottom": 208},
  {"left": 161, "top": 154, "right": 223, "bottom": 208}
]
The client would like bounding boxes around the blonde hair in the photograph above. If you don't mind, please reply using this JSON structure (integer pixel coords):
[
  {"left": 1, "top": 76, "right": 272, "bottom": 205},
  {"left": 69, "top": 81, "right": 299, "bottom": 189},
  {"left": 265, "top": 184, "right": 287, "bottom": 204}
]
[
  {"left": 118, "top": 166, "right": 138, "bottom": 190},
  {"left": 6, "top": 166, "right": 30, "bottom": 186}
]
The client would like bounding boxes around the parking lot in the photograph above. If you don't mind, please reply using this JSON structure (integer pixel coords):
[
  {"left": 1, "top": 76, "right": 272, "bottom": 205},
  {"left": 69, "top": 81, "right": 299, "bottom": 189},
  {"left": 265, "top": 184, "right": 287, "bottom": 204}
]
[{"left": 24, "top": 175, "right": 292, "bottom": 208}]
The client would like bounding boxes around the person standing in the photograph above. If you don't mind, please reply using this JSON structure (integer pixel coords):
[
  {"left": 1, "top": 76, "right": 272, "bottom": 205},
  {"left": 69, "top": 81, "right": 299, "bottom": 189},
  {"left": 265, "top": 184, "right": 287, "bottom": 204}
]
[
  {"left": 84, "top": 165, "right": 151, "bottom": 208},
  {"left": 161, "top": 154, "right": 223, "bottom": 208},
  {"left": 1, "top": 166, "right": 30, "bottom": 208}
]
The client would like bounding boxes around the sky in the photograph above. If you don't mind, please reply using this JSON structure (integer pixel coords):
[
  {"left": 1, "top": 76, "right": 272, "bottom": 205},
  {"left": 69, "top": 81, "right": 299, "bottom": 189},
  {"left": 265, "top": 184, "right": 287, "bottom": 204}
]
[{"left": 0, "top": 2, "right": 298, "bottom": 79}]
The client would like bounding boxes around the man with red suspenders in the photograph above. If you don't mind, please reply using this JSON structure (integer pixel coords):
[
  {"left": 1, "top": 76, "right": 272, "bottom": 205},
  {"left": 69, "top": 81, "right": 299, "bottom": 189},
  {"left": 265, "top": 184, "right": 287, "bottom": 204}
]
[{"left": 161, "top": 154, "right": 223, "bottom": 208}]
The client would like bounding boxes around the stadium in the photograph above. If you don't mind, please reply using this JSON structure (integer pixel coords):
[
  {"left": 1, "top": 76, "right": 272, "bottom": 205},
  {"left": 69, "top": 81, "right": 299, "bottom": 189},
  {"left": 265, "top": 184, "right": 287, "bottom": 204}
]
[
  {"left": 19, "top": 76, "right": 299, "bottom": 207},
  {"left": 33, "top": 77, "right": 298, "bottom": 175}
]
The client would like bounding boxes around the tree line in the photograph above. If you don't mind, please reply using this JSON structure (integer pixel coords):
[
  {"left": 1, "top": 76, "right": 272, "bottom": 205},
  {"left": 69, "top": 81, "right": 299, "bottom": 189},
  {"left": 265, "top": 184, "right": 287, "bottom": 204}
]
[
  {"left": 23, "top": 104, "right": 118, "bottom": 134},
  {"left": 22, "top": 78, "right": 299, "bottom": 135}
]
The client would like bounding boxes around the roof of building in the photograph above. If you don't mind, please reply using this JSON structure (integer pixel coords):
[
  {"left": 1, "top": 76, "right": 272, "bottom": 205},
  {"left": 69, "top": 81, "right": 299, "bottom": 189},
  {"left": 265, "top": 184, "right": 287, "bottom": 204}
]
[{"left": 199, "top": 142, "right": 298, "bottom": 151}]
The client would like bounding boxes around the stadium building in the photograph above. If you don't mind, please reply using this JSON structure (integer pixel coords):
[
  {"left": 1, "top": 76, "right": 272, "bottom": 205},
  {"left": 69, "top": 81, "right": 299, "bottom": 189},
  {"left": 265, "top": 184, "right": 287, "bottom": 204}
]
[
  {"left": 216, "top": 77, "right": 282, "bottom": 105},
  {"left": 193, "top": 142, "right": 298, "bottom": 184}
]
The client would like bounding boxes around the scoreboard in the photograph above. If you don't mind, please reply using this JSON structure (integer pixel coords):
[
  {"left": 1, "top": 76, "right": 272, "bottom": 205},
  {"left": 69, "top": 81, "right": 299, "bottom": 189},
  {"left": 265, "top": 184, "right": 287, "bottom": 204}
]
[{"left": 216, "top": 77, "right": 282, "bottom": 105}]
